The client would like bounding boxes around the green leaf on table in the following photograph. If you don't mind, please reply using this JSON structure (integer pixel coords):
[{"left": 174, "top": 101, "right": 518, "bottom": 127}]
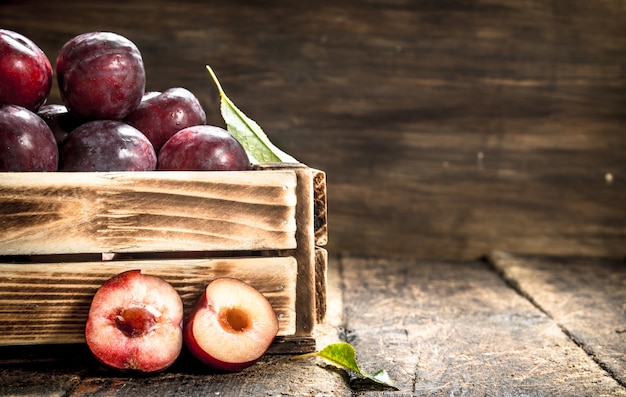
[
  {"left": 206, "top": 65, "right": 298, "bottom": 164},
  {"left": 292, "top": 342, "right": 399, "bottom": 390},
  {"left": 316, "top": 342, "right": 361, "bottom": 372}
]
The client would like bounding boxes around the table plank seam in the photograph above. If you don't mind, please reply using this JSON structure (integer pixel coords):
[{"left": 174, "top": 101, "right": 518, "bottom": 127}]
[{"left": 486, "top": 251, "right": 626, "bottom": 390}]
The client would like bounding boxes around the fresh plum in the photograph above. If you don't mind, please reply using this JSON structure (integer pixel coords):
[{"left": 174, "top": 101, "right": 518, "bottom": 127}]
[
  {"left": 59, "top": 120, "right": 156, "bottom": 171},
  {"left": 0, "top": 104, "right": 58, "bottom": 171},
  {"left": 157, "top": 125, "right": 250, "bottom": 171},
  {"left": 85, "top": 270, "right": 184, "bottom": 373},
  {"left": 55, "top": 31, "right": 145, "bottom": 120},
  {"left": 125, "top": 87, "right": 207, "bottom": 152},
  {"left": 0, "top": 29, "right": 53, "bottom": 111},
  {"left": 37, "top": 104, "right": 84, "bottom": 146}
]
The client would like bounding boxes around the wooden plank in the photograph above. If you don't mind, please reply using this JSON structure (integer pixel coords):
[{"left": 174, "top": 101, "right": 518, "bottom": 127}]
[
  {"left": 488, "top": 251, "right": 626, "bottom": 388},
  {"left": 312, "top": 168, "right": 328, "bottom": 247},
  {"left": 254, "top": 163, "right": 319, "bottom": 335},
  {"left": 0, "top": 256, "right": 298, "bottom": 345},
  {"left": 293, "top": 166, "right": 316, "bottom": 336},
  {"left": 253, "top": 162, "right": 327, "bottom": 247},
  {"left": 67, "top": 355, "right": 352, "bottom": 397},
  {"left": 0, "top": 345, "right": 351, "bottom": 397},
  {"left": 340, "top": 256, "right": 626, "bottom": 395},
  {"left": 0, "top": 170, "right": 297, "bottom": 255},
  {"left": 315, "top": 247, "right": 328, "bottom": 323},
  {"left": 0, "top": 368, "right": 82, "bottom": 397}
]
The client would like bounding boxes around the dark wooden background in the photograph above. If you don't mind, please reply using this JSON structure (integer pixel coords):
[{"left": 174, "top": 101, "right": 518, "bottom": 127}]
[{"left": 1, "top": 0, "right": 624, "bottom": 260}]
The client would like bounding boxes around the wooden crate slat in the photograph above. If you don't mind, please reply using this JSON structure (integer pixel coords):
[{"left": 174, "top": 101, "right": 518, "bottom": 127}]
[
  {"left": 0, "top": 170, "right": 298, "bottom": 255},
  {"left": 312, "top": 168, "right": 328, "bottom": 247},
  {"left": 314, "top": 247, "right": 328, "bottom": 323},
  {"left": 293, "top": 166, "right": 316, "bottom": 336},
  {"left": 251, "top": 163, "right": 321, "bottom": 336},
  {"left": 0, "top": 256, "right": 297, "bottom": 345}
]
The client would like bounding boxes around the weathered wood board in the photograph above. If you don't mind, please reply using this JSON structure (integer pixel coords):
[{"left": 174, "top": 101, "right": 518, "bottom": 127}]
[
  {"left": 0, "top": 350, "right": 353, "bottom": 397},
  {"left": 1, "top": 0, "right": 624, "bottom": 259},
  {"left": 339, "top": 256, "right": 626, "bottom": 396},
  {"left": 0, "top": 257, "right": 297, "bottom": 345},
  {"left": 0, "top": 170, "right": 298, "bottom": 255},
  {"left": 489, "top": 251, "right": 626, "bottom": 388}
]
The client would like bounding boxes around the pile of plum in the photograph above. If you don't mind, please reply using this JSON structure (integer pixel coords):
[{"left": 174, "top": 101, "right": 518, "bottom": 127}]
[{"left": 0, "top": 30, "right": 250, "bottom": 172}]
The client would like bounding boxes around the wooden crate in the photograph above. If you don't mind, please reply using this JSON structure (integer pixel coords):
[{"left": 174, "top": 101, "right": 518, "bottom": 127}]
[{"left": 0, "top": 162, "right": 327, "bottom": 354}]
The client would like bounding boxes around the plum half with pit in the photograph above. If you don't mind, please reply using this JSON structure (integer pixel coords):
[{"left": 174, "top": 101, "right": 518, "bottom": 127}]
[
  {"left": 157, "top": 125, "right": 250, "bottom": 171},
  {"left": 0, "top": 29, "right": 53, "bottom": 112},
  {"left": 55, "top": 31, "right": 146, "bottom": 120},
  {"left": 59, "top": 120, "right": 156, "bottom": 171},
  {"left": 0, "top": 104, "right": 58, "bottom": 171},
  {"left": 183, "top": 277, "right": 279, "bottom": 372},
  {"left": 85, "top": 270, "right": 184, "bottom": 373}
]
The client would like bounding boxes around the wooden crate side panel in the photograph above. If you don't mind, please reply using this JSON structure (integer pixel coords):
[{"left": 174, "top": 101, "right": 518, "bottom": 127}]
[
  {"left": 254, "top": 164, "right": 323, "bottom": 336},
  {"left": 315, "top": 247, "right": 328, "bottom": 323},
  {"left": 0, "top": 171, "right": 298, "bottom": 255},
  {"left": 312, "top": 168, "right": 328, "bottom": 247},
  {"left": 293, "top": 167, "right": 316, "bottom": 336},
  {"left": 254, "top": 163, "right": 327, "bottom": 247},
  {"left": 0, "top": 256, "right": 297, "bottom": 345}
]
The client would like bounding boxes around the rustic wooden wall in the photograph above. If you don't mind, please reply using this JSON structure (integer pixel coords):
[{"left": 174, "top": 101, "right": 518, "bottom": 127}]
[{"left": 1, "top": 0, "right": 624, "bottom": 260}]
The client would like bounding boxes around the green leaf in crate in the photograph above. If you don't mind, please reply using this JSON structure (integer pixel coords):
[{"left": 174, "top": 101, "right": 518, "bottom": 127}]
[
  {"left": 206, "top": 65, "right": 298, "bottom": 164},
  {"left": 292, "top": 342, "right": 399, "bottom": 390}
]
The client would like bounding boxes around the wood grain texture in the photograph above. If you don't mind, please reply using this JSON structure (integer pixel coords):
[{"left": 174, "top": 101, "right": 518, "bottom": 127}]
[
  {"left": 292, "top": 166, "right": 316, "bottom": 336},
  {"left": 0, "top": 348, "right": 352, "bottom": 397},
  {"left": 252, "top": 163, "right": 320, "bottom": 335},
  {"left": 0, "top": 367, "right": 82, "bottom": 397},
  {"left": 254, "top": 162, "right": 328, "bottom": 247},
  {"left": 489, "top": 251, "right": 626, "bottom": 388},
  {"left": 0, "top": 170, "right": 297, "bottom": 255},
  {"left": 0, "top": 257, "right": 297, "bottom": 345},
  {"left": 314, "top": 247, "right": 328, "bottom": 323},
  {"left": 340, "top": 256, "right": 626, "bottom": 395},
  {"left": 312, "top": 168, "right": 328, "bottom": 247},
  {"left": 66, "top": 355, "right": 352, "bottom": 397},
  {"left": 0, "top": 0, "right": 623, "bottom": 259}
]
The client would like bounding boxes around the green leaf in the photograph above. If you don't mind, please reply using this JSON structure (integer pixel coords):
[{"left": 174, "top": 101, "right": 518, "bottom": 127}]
[
  {"left": 206, "top": 65, "right": 298, "bottom": 164},
  {"left": 292, "top": 342, "right": 399, "bottom": 390},
  {"left": 316, "top": 342, "right": 362, "bottom": 373},
  {"left": 368, "top": 368, "right": 396, "bottom": 386}
]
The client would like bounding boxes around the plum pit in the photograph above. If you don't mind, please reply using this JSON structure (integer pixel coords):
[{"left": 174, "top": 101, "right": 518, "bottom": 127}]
[{"left": 115, "top": 307, "right": 157, "bottom": 338}]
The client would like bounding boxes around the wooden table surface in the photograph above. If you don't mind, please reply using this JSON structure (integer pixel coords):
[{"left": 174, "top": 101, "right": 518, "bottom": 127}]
[{"left": 1, "top": 252, "right": 625, "bottom": 396}]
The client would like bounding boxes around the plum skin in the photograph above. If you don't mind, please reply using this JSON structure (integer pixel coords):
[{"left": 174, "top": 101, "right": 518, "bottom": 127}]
[
  {"left": 0, "top": 104, "right": 58, "bottom": 171},
  {"left": 59, "top": 120, "right": 156, "bottom": 172},
  {"left": 0, "top": 29, "right": 53, "bottom": 112},
  {"left": 125, "top": 87, "right": 207, "bottom": 152},
  {"left": 157, "top": 125, "right": 251, "bottom": 171},
  {"left": 55, "top": 31, "right": 146, "bottom": 120},
  {"left": 37, "top": 104, "right": 85, "bottom": 146}
]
